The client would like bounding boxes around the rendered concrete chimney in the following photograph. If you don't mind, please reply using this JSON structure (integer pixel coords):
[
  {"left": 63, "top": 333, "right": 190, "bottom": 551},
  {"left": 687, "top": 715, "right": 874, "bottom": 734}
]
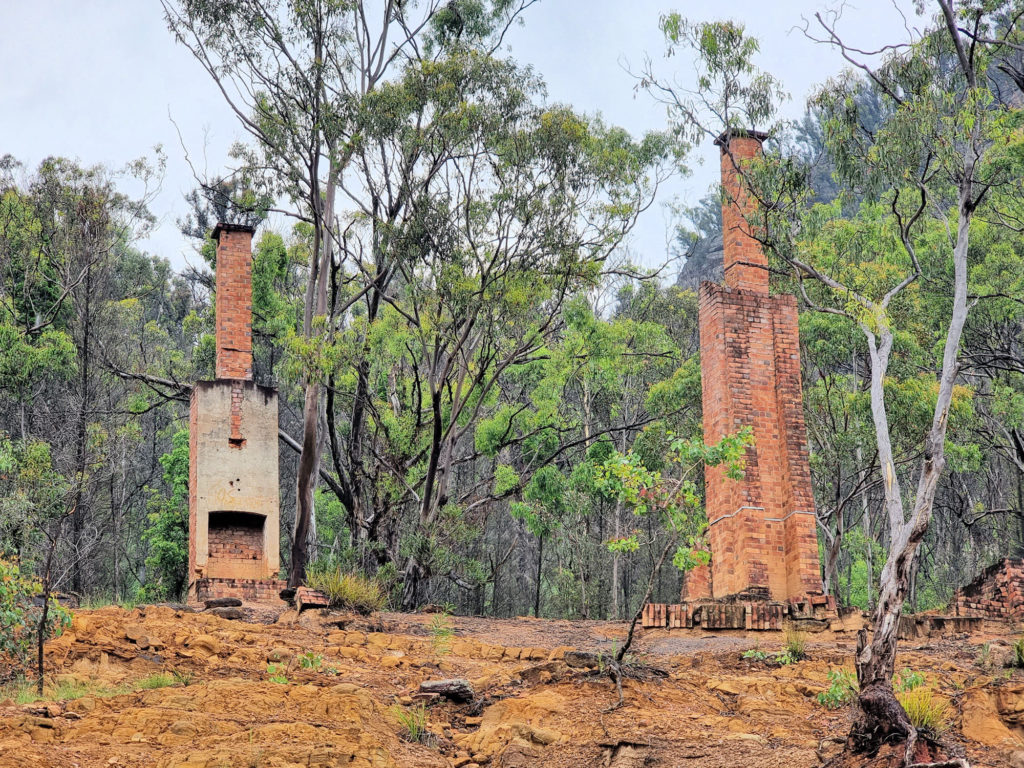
[
  {"left": 715, "top": 129, "right": 770, "bottom": 294},
  {"left": 212, "top": 223, "right": 255, "bottom": 380}
]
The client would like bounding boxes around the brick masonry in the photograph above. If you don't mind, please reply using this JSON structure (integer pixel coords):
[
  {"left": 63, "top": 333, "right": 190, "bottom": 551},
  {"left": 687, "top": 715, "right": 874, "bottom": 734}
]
[
  {"left": 642, "top": 597, "right": 836, "bottom": 630},
  {"left": 189, "top": 224, "right": 282, "bottom": 602},
  {"left": 684, "top": 131, "right": 824, "bottom": 604},
  {"left": 195, "top": 577, "right": 287, "bottom": 602},
  {"left": 953, "top": 558, "right": 1024, "bottom": 620},
  {"left": 213, "top": 224, "right": 254, "bottom": 381}
]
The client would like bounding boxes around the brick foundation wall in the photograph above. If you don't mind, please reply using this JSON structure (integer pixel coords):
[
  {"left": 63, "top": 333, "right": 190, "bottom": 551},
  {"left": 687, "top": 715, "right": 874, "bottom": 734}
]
[
  {"left": 954, "top": 558, "right": 1024, "bottom": 620},
  {"left": 195, "top": 577, "right": 286, "bottom": 602},
  {"left": 687, "top": 131, "right": 823, "bottom": 604},
  {"left": 213, "top": 224, "right": 254, "bottom": 381}
]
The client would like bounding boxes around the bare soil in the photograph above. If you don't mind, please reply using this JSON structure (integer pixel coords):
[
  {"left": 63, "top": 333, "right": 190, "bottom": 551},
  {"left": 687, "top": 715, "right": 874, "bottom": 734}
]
[{"left": 1, "top": 605, "right": 1023, "bottom": 768}]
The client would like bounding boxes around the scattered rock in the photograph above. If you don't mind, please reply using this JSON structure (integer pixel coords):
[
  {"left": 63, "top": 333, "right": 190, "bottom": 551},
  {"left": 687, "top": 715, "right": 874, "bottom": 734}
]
[
  {"left": 563, "top": 651, "right": 601, "bottom": 669},
  {"left": 295, "top": 586, "right": 330, "bottom": 612},
  {"left": 419, "top": 678, "right": 475, "bottom": 702},
  {"left": 203, "top": 597, "right": 243, "bottom": 609},
  {"left": 266, "top": 646, "right": 293, "bottom": 664},
  {"left": 210, "top": 606, "right": 245, "bottom": 620},
  {"left": 185, "top": 634, "right": 222, "bottom": 657}
]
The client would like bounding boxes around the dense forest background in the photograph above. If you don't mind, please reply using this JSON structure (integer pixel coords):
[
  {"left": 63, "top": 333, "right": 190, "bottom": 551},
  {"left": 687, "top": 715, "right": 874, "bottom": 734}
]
[{"left": 3, "top": 1, "right": 1024, "bottom": 622}]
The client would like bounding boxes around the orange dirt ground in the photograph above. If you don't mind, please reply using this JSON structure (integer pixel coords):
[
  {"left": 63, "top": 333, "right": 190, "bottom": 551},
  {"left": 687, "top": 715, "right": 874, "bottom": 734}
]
[{"left": 2, "top": 605, "right": 1024, "bottom": 767}]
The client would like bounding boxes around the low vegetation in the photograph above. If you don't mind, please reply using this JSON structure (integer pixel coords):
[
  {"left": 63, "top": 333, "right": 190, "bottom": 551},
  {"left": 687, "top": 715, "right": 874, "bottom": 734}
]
[
  {"left": 392, "top": 703, "right": 430, "bottom": 744},
  {"left": 817, "top": 668, "right": 858, "bottom": 710},
  {"left": 897, "top": 686, "right": 951, "bottom": 735},
  {"left": 305, "top": 565, "right": 387, "bottom": 615}
]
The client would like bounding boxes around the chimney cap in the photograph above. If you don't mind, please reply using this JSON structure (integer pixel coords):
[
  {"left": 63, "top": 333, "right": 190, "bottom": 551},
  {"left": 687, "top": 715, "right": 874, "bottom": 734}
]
[
  {"left": 714, "top": 128, "right": 770, "bottom": 147},
  {"left": 212, "top": 222, "right": 257, "bottom": 241}
]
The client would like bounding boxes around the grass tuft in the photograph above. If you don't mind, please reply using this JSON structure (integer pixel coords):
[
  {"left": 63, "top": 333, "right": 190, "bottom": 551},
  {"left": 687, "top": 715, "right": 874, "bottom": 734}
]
[
  {"left": 897, "top": 686, "right": 951, "bottom": 734},
  {"left": 306, "top": 568, "right": 387, "bottom": 614},
  {"left": 392, "top": 703, "right": 429, "bottom": 743}
]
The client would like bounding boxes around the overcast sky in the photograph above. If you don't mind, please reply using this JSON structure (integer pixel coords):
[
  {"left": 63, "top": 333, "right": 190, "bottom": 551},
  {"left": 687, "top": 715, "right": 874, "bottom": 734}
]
[{"left": 0, "top": 1, "right": 918, "bottom": 273}]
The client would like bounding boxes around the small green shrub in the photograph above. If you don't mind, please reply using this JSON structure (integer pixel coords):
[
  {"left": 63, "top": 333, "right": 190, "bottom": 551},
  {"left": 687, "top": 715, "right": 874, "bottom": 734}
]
[
  {"left": 0, "top": 559, "right": 72, "bottom": 680},
  {"left": 817, "top": 668, "right": 858, "bottom": 709},
  {"left": 1012, "top": 637, "right": 1024, "bottom": 668},
  {"left": 299, "top": 651, "right": 323, "bottom": 670},
  {"left": 783, "top": 626, "right": 807, "bottom": 662},
  {"left": 305, "top": 566, "right": 387, "bottom": 615},
  {"left": 429, "top": 614, "right": 454, "bottom": 656},
  {"left": 267, "top": 664, "right": 289, "bottom": 684},
  {"left": 392, "top": 703, "right": 429, "bottom": 743},
  {"left": 897, "top": 687, "right": 950, "bottom": 734},
  {"left": 977, "top": 642, "right": 992, "bottom": 670},
  {"left": 135, "top": 673, "right": 176, "bottom": 690},
  {"left": 894, "top": 668, "right": 925, "bottom": 692},
  {"left": 171, "top": 669, "right": 194, "bottom": 686}
]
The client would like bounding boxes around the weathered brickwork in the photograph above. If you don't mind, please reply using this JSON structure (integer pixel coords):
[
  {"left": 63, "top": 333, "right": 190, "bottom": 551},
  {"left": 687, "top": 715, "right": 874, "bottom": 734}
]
[
  {"left": 953, "top": 558, "right": 1024, "bottom": 620},
  {"left": 686, "top": 131, "right": 824, "bottom": 604},
  {"left": 213, "top": 224, "right": 254, "bottom": 381},
  {"left": 189, "top": 224, "right": 282, "bottom": 602},
  {"left": 195, "top": 577, "right": 286, "bottom": 602},
  {"left": 206, "top": 512, "right": 265, "bottom": 580},
  {"left": 719, "top": 130, "right": 770, "bottom": 293}
]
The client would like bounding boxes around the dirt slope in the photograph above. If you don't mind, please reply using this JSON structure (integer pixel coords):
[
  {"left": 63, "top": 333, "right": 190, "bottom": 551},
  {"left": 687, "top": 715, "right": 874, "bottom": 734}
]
[{"left": 2, "top": 604, "right": 1023, "bottom": 768}]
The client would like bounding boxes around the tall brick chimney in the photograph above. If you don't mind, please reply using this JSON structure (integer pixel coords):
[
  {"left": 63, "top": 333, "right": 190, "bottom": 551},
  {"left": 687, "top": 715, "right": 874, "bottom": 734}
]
[
  {"left": 212, "top": 223, "right": 255, "bottom": 381},
  {"left": 715, "top": 129, "right": 770, "bottom": 294},
  {"left": 189, "top": 220, "right": 282, "bottom": 602},
  {"left": 683, "top": 128, "right": 824, "bottom": 605}
]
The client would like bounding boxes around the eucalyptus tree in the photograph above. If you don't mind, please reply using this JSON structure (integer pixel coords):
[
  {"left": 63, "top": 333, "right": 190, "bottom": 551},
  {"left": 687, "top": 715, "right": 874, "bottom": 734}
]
[
  {"left": 642, "top": 6, "right": 1024, "bottom": 760},
  {"left": 163, "top": 0, "right": 538, "bottom": 587},
  {"left": 331, "top": 52, "right": 672, "bottom": 606}
]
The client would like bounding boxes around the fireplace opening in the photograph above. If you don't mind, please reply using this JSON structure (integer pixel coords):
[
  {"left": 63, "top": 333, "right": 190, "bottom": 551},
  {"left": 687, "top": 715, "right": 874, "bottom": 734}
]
[{"left": 207, "top": 511, "right": 266, "bottom": 579}]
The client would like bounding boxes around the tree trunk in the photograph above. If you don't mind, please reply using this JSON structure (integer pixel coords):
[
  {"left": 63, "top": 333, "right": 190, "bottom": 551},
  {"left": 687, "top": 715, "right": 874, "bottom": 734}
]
[
  {"left": 534, "top": 535, "right": 544, "bottom": 618},
  {"left": 289, "top": 162, "right": 337, "bottom": 589}
]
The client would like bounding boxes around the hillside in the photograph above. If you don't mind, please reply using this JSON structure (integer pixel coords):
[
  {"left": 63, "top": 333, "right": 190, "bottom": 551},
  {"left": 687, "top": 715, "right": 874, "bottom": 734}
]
[{"left": 2, "top": 606, "right": 1024, "bottom": 768}]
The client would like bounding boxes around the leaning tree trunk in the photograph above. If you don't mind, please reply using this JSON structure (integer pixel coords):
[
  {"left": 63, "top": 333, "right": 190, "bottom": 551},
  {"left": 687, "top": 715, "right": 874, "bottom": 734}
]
[{"left": 852, "top": 162, "right": 973, "bottom": 762}]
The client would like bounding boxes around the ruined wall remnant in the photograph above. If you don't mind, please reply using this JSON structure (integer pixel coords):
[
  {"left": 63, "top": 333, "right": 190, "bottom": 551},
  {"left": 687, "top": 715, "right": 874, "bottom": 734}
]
[
  {"left": 953, "top": 558, "right": 1024, "bottom": 621},
  {"left": 684, "top": 130, "right": 824, "bottom": 604},
  {"left": 188, "top": 223, "right": 283, "bottom": 601}
]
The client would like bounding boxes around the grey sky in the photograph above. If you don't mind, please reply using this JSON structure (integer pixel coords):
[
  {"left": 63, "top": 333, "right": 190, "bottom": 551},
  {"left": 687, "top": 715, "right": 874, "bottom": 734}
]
[{"left": 0, "top": 1, "right": 917, "bottom": 273}]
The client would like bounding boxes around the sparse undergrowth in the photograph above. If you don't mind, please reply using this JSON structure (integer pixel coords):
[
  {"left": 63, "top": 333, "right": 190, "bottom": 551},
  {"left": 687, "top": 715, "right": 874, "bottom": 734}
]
[
  {"left": 0, "top": 671, "right": 178, "bottom": 704},
  {"left": 817, "top": 668, "right": 857, "bottom": 709},
  {"left": 391, "top": 703, "right": 431, "bottom": 744},
  {"left": 814, "top": 665, "right": 951, "bottom": 735},
  {"left": 742, "top": 628, "right": 807, "bottom": 667},
  {"left": 305, "top": 567, "right": 387, "bottom": 615}
]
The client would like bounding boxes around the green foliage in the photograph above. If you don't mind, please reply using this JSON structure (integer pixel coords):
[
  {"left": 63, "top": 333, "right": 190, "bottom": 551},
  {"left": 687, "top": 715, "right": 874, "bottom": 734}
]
[
  {"left": 135, "top": 673, "right": 176, "bottom": 690},
  {"left": 141, "top": 428, "right": 189, "bottom": 601},
  {"left": 594, "top": 427, "right": 753, "bottom": 571},
  {"left": 392, "top": 703, "right": 429, "bottom": 743},
  {"left": 305, "top": 564, "right": 387, "bottom": 615},
  {"left": 0, "top": 558, "right": 71, "bottom": 679},
  {"left": 266, "top": 664, "right": 289, "bottom": 685},
  {"left": 741, "top": 648, "right": 769, "bottom": 662},
  {"left": 817, "top": 668, "right": 858, "bottom": 710},
  {"left": 894, "top": 668, "right": 925, "bottom": 692},
  {"left": 429, "top": 613, "right": 455, "bottom": 656},
  {"left": 1012, "top": 637, "right": 1024, "bottom": 669},
  {"left": 298, "top": 652, "right": 323, "bottom": 671},
  {"left": 783, "top": 626, "right": 807, "bottom": 662},
  {"left": 897, "top": 686, "right": 950, "bottom": 735}
]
